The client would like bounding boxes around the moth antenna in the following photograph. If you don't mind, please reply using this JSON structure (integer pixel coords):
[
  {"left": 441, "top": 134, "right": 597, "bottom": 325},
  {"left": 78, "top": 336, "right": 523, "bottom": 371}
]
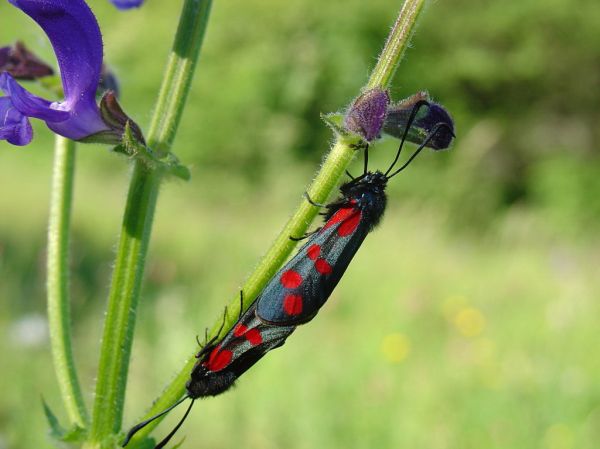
[
  {"left": 122, "top": 396, "right": 189, "bottom": 447},
  {"left": 387, "top": 122, "right": 454, "bottom": 179},
  {"left": 384, "top": 100, "right": 430, "bottom": 177},
  {"left": 154, "top": 399, "right": 196, "bottom": 449},
  {"left": 345, "top": 170, "right": 355, "bottom": 180},
  {"left": 363, "top": 144, "right": 370, "bottom": 176},
  {"left": 238, "top": 290, "right": 244, "bottom": 320}
]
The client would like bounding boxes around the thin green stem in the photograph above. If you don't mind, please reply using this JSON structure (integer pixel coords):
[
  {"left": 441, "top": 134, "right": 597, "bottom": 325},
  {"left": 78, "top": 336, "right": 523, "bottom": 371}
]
[
  {"left": 135, "top": 0, "right": 428, "bottom": 437},
  {"left": 147, "top": 0, "right": 213, "bottom": 157},
  {"left": 367, "top": 0, "right": 427, "bottom": 90},
  {"left": 47, "top": 136, "right": 88, "bottom": 428},
  {"left": 88, "top": 0, "right": 213, "bottom": 446}
]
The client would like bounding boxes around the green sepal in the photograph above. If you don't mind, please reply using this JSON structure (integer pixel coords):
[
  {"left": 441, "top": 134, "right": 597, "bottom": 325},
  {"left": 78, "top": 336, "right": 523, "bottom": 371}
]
[
  {"left": 321, "top": 112, "right": 366, "bottom": 150},
  {"left": 321, "top": 112, "right": 348, "bottom": 136},
  {"left": 113, "top": 123, "right": 191, "bottom": 181}
]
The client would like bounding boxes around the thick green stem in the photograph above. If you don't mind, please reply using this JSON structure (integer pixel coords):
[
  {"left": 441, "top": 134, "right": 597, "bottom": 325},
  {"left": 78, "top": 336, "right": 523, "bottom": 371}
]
[
  {"left": 88, "top": 0, "right": 213, "bottom": 446},
  {"left": 89, "top": 163, "right": 162, "bottom": 445},
  {"left": 134, "top": 0, "right": 428, "bottom": 438},
  {"left": 47, "top": 136, "right": 88, "bottom": 428}
]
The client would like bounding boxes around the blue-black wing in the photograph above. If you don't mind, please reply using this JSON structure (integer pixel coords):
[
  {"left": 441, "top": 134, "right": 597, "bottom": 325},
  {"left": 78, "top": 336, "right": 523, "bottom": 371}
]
[{"left": 256, "top": 205, "right": 371, "bottom": 326}]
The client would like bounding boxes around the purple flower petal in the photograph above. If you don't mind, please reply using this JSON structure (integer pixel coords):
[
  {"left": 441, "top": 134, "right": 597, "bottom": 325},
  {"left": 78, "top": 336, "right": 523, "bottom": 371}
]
[
  {"left": 9, "top": 0, "right": 103, "bottom": 108},
  {"left": 0, "top": 72, "right": 68, "bottom": 122},
  {"left": 110, "top": 0, "right": 144, "bottom": 10},
  {"left": 7, "top": 0, "right": 110, "bottom": 141},
  {"left": 0, "top": 97, "right": 33, "bottom": 146}
]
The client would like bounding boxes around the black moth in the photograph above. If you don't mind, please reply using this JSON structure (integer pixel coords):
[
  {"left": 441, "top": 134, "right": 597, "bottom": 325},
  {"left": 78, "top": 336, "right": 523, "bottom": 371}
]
[{"left": 123, "top": 101, "right": 454, "bottom": 449}]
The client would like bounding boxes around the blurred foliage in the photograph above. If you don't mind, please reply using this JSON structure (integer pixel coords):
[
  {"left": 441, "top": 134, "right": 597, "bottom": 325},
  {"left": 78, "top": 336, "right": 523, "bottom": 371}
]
[{"left": 0, "top": 0, "right": 599, "bottom": 449}]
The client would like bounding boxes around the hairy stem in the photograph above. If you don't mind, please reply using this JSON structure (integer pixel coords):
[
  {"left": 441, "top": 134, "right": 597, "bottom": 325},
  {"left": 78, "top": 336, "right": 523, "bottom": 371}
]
[
  {"left": 47, "top": 136, "right": 88, "bottom": 428},
  {"left": 88, "top": 0, "right": 213, "bottom": 446},
  {"left": 147, "top": 0, "right": 213, "bottom": 158},
  {"left": 367, "top": 0, "right": 427, "bottom": 89},
  {"left": 134, "top": 0, "right": 428, "bottom": 439}
]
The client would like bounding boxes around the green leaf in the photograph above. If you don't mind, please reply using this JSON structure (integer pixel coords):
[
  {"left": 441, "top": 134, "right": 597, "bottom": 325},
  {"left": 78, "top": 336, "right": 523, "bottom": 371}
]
[
  {"left": 42, "top": 398, "right": 87, "bottom": 443},
  {"left": 42, "top": 399, "right": 66, "bottom": 440}
]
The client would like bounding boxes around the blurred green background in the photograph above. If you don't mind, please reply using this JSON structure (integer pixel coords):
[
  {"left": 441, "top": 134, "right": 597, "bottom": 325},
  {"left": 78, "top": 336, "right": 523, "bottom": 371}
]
[{"left": 1, "top": 0, "right": 599, "bottom": 448}]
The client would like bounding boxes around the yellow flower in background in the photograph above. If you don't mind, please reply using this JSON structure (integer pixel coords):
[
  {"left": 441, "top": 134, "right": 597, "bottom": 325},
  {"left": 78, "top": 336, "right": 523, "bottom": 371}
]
[
  {"left": 381, "top": 332, "right": 411, "bottom": 364},
  {"left": 454, "top": 307, "right": 486, "bottom": 337}
]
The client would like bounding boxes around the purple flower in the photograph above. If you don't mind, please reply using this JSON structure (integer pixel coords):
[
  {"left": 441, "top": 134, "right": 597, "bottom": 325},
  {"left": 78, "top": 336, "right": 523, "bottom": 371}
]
[
  {"left": 383, "top": 92, "right": 455, "bottom": 150},
  {"left": 110, "top": 0, "right": 144, "bottom": 10},
  {"left": 0, "top": 96, "right": 32, "bottom": 145},
  {"left": 0, "top": 0, "right": 141, "bottom": 146},
  {"left": 344, "top": 88, "right": 390, "bottom": 142}
]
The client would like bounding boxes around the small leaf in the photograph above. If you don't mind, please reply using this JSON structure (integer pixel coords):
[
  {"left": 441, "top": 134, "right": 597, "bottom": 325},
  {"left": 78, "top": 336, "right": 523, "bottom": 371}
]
[{"left": 42, "top": 399, "right": 66, "bottom": 440}]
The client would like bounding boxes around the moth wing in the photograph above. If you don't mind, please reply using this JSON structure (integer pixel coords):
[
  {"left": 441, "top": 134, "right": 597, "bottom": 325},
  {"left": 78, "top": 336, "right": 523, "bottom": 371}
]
[
  {"left": 203, "top": 302, "right": 295, "bottom": 376},
  {"left": 256, "top": 208, "right": 369, "bottom": 326}
]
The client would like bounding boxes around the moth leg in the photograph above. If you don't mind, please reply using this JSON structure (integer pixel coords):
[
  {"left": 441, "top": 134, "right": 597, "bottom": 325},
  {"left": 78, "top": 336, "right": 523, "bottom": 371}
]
[
  {"left": 289, "top": 227, "right": 321, "bottom": 242},
  {"left": 195, "top": 307, "right": 228, "bottom": 359},
  {"left": 304, "top": 191, "right": 327, "bottom": 208}
]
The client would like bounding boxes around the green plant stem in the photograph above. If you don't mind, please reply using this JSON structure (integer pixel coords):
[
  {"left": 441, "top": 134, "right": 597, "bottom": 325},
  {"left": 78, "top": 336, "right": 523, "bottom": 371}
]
[
  {"left": 147, "top": 0, "right": 213, "bottom": 158},
  {"left": 134, "top": 0, "right": 428, "bottom": 439},
  {"left": 47, "top": 136, "right": 88, "bottom": 428},
  {"left": 367, "top": 0, "right": 426, "bottom": 90},
  {"left": 89, "top": 163, "right": 162, "bottom": 446},
  {"left": 88, "top": 0, "right": 213, "bottom": 446}
]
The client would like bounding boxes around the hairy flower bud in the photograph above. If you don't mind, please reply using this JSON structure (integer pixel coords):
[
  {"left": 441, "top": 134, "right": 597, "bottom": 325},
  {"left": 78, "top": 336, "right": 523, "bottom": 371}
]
[
  {"left": 383, "top": 91, "right": 454, "bottom": 150},
  {"left": 344, "top": 88, "right": 390, "bottom": 142}
]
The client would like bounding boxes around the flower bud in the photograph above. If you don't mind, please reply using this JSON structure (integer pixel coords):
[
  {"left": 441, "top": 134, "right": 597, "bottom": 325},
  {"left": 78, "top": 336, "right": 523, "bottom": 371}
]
[
  {"left": 0, "top": 41, "right": 53, "bottom": 80},
  {"left": 383, "top": 91, "right": 454, "bottom": 150},
  {"left": 344, "top": 88, "right": 390, "bottom": 142}
]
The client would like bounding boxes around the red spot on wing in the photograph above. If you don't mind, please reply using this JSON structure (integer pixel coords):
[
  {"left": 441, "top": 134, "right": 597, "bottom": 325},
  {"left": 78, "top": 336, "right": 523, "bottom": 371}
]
[
  {"left": 337, "top": 211, "right": 361, "bottom": 236},
  {"left": 205, "top": 346, "right": 233, "bottom": 372},
  {"left": 323, "top": 207, "right": 356, "bottom": 230},
  {"left": 283, "top": 294, "right": 303, "bottom": 316},
  {"left": 233, "top": 324, "right": 263, "bottom": 346},
  {"left": 315, "top": 258, "right": 333, "bottom": 275},
  {"left": 245, "top": 328, "right": 263, "bottom": 346},
  {"left": 307, "top": 244, "right": 321, "bottom": 260},
  {"left": 233, "top": 324, "right": 247, "bottom": 337},
  {"left": 281, "top": 270, "right": 303, "bottom": 288}
]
